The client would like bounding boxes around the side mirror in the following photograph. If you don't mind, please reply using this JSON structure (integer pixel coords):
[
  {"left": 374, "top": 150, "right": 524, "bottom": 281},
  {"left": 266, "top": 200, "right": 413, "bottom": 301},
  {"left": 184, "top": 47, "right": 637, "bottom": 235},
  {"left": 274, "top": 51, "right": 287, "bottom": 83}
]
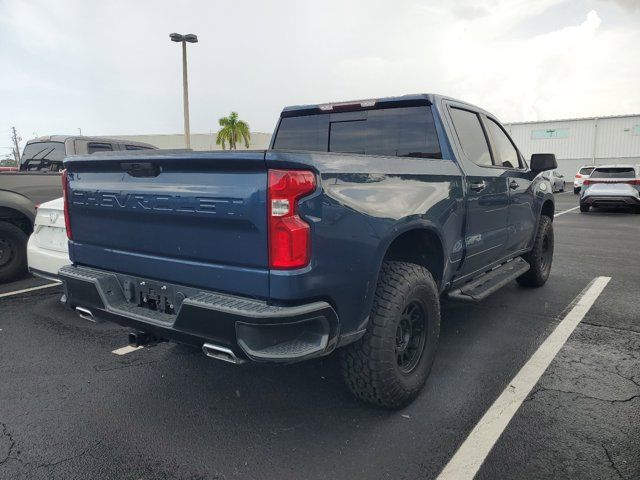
[{"left": 530, "top": 153, "right": 557, "bottom": 173}]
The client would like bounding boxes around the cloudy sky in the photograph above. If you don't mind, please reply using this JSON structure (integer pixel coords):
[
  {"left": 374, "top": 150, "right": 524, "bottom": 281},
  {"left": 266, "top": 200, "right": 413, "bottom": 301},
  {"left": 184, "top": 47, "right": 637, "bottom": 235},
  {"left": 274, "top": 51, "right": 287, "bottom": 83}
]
[{"left": 1, "top": 0, "right": 639, "bottom": 151}]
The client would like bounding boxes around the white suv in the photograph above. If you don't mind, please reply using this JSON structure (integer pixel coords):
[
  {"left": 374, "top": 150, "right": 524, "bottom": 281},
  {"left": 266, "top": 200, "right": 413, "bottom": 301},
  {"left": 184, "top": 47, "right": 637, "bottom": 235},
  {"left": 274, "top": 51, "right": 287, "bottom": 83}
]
[{"left": 574, "top": 165, "right": 596, "bottom": 194}]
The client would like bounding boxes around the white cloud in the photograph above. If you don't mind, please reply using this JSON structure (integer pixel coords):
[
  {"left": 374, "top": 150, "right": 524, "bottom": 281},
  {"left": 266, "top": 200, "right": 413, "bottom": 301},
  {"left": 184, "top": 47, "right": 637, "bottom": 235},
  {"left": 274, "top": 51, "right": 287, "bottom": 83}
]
[
  {"left": 0, "top": 0, "right": 638, "bottom": 145},
  {"left": 333, "top": 3, "right": 640, "bottom": 122}
]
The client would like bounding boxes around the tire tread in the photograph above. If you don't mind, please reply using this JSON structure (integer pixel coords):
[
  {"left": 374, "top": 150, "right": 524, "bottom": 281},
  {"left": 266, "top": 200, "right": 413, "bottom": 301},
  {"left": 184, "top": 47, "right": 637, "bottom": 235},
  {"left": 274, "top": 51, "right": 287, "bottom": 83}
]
[{"left": 341, "top": 261, "right": 439, "bottom": 409}]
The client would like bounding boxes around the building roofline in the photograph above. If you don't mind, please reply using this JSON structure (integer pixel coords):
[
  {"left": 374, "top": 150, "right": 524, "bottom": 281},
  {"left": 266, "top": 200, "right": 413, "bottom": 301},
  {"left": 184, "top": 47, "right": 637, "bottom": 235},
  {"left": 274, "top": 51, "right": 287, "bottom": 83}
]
[{"left": 505, "top": 113, "right": 640, "bottom": 125}]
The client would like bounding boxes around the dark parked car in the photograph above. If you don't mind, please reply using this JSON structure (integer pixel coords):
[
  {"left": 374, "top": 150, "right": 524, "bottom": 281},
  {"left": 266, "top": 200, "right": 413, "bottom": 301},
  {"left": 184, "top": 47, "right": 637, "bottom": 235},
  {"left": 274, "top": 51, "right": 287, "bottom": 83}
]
[
  {"left": 0, "top": 135, "right": 156, "bottom": 282},
  {"left": 60, "top": 95, "right": 557, "bottom": 408}
]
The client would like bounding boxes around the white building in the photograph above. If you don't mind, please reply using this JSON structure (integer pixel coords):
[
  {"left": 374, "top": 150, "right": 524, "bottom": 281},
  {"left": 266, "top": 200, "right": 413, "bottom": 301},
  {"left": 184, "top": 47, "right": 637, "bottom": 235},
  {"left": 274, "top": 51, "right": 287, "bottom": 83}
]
[
  {"left": 506, "top": 114, "right": 640, "bottom": 178},
  {"left": 106, "top": 132, "right": 272, "bottom": 151},
  {"left": 111, "top": 114, "right": 640, "bottom": 180}
]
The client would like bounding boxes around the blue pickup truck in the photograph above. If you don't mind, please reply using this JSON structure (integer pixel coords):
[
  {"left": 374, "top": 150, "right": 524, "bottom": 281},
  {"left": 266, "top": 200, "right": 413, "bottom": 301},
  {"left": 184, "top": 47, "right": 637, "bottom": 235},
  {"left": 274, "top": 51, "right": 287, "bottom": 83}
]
[{"left": 59, "top": 94, "right": 557, "bottom": 408}]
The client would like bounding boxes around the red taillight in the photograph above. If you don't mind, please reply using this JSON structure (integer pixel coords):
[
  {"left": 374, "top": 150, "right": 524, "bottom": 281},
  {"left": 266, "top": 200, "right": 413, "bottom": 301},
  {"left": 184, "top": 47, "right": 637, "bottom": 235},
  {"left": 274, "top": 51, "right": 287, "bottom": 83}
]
[
  {"left": 268, "top": 169, "right": 316, "bottom": 269},
  {"left": 583, "top": 179, "right": 590, "bottom": 186},
  {"left": 61, "top": 169, "right": 72, "bottom": 240},
  {"left": 628, "top": 179, "right": 640, "bottom": 186},
  {"left": 575, "top": 174, "right": 582, "bottom": 179}
]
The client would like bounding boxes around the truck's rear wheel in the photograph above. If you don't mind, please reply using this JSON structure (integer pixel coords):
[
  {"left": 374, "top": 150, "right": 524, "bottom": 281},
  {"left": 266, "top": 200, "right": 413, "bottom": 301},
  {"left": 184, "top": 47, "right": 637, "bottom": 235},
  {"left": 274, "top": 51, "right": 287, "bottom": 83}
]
[
  {"left": 340, "top": 261, "right": 440, "bottom": 409},
  {"left": 517, "top": 216, "right": 553, "bottom": 288},
  {"left": 0, "top": 222, "right": 28, "bottom": 283}
]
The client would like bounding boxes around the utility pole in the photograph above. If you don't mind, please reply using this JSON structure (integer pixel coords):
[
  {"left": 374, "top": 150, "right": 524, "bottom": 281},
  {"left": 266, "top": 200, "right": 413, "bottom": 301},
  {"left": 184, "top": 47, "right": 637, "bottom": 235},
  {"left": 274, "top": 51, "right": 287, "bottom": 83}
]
[
  {"left": 11, "top": 126, "right": 21, "bottom": 163},
  {"left": 170, "top": 33, "right": 198, "bottom": 149}
]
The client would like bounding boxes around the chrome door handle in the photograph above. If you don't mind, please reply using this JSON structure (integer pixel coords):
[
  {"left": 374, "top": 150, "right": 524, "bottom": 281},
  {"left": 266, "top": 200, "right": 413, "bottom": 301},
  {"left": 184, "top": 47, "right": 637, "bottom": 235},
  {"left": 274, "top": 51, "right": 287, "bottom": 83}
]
[
  {"left": 469, "top": 181, "right": 486, "bottom": 192},
  {"left": 509, "top": 180, "right": 520, "bottom": 190}
]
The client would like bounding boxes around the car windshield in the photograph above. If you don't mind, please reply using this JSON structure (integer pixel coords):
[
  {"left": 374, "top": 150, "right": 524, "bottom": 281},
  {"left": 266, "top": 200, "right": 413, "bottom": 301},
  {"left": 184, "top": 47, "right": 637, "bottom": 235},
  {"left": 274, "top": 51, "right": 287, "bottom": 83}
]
[
  {"left": 21, "top": 141, "right": 66, "bottom": 171},
  {"left": 578, "top": 167, "right": 595, "bottom": 175},
  {"left": 591, "top": 167, "right": 636, "bottom": 178}
]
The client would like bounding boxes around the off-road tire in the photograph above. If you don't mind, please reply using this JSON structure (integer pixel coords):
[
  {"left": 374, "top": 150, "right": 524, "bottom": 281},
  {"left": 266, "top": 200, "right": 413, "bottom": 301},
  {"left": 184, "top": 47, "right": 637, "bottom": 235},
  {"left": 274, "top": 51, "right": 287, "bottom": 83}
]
[
  {"left": 340, "top": 261, "right": 440, "bottom": 409},
  {"left": 580, "top": 203, "right": 590, "bottom": 213},
  {"left": 517, "top": 216, "right": 553, "bottom": 288},
  {"left": 0, "top": 221, "right": 28, "bottom": 283}
]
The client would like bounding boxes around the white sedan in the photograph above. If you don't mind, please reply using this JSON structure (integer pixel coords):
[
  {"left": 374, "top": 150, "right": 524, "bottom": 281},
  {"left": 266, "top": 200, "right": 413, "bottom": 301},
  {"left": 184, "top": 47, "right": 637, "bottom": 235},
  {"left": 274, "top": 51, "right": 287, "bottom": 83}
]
[{"left": 27, "top": 197, "right": 70, "bottom": 280}]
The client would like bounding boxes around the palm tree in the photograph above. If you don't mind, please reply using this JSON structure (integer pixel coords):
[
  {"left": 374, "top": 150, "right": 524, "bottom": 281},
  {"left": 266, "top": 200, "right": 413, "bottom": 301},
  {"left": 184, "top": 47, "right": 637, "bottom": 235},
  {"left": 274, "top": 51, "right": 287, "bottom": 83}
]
[{"left": 216, "top": 112, "right": 251, "bottom": 150}]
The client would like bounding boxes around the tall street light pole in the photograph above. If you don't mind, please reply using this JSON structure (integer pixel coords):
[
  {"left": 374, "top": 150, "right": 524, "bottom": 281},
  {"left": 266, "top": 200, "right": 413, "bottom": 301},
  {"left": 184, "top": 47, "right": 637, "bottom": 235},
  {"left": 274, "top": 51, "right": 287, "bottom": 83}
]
[{"left": 170, "top": 33, "right": 198, "bottom": 149}]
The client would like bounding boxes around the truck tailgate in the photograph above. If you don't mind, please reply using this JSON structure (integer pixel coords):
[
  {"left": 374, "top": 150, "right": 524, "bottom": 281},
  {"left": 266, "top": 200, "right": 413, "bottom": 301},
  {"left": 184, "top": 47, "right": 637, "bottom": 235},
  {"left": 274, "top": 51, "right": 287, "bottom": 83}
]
[{"left": 64, "top": 151, "right": 269, "bottom": 298}]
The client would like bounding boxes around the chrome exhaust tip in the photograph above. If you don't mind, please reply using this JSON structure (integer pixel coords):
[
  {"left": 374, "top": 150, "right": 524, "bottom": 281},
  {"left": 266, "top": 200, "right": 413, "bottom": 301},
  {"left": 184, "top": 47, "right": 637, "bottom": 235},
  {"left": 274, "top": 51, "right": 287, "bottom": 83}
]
[
  {"left": 202, "top": 343, "right": 244, "bottom": 364},
  {"left": 75, "top": 306, "right": 97, "bottom": 322}
]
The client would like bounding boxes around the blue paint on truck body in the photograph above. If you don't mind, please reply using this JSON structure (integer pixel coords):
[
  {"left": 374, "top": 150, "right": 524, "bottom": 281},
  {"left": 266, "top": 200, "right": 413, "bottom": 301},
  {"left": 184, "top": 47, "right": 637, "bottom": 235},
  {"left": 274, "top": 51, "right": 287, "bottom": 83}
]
[{"left": 61, "top": 94, "right": 555, "bottom": 360}]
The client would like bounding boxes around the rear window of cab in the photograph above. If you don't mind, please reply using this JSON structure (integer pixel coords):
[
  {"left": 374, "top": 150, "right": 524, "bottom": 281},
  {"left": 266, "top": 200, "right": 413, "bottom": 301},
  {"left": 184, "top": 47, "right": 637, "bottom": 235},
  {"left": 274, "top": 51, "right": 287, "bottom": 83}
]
[{"left": 273, "top": 106, "right": 442, "bottom": 159}]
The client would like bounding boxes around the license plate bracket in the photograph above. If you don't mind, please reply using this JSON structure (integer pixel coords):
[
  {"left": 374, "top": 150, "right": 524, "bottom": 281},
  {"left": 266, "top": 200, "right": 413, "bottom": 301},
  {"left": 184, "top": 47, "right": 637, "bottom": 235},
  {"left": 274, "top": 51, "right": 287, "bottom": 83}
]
[{"left": 129, "top": 279, "right": 176, "bottom": 315}]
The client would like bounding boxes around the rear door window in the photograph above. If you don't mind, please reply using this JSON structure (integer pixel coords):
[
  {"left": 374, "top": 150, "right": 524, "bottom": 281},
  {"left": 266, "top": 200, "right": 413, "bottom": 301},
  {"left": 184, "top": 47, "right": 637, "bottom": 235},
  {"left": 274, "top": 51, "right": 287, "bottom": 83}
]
[
  {"left": 485, "top": 118, "right": 521, "bottom": 168},
  {"left": 591, "top": 167, "right": 636, "bottom": 178},
  {"left": 449, "top": 108, "right": 492, "bottom": 167},
  {"left": 87, "top": 142, "right": 114, "bottom": 154},
  {"left": 273, "top": 106, "right": 442, "bottom": 159}
]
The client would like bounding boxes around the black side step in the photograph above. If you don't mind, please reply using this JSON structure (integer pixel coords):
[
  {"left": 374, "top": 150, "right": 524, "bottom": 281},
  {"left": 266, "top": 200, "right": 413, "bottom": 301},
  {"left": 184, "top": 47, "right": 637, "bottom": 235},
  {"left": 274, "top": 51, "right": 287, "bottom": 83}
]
[{"left": 447, "top": 257, "right": 530, "bottom": 302}]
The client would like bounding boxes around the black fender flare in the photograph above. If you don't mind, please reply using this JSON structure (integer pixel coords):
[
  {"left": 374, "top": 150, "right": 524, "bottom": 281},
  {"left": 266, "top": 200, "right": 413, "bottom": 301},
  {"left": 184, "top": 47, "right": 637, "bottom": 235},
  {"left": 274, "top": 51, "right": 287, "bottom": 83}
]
[{"left": 354, "top": 219, "right": 447, "bottom": 332}]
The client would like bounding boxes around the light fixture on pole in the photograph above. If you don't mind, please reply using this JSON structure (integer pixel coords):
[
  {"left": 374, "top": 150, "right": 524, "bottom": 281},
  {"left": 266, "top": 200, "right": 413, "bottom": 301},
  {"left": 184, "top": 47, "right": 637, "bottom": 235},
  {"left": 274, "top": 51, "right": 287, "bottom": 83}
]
[{"left": 170, "top": 33, "right": 198, "bottom": 149}]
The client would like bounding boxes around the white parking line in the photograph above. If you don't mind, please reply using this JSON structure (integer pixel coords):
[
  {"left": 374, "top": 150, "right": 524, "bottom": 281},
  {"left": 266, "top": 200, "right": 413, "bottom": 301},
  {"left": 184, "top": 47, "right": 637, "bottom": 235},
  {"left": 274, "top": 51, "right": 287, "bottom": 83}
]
[
  {"left": 555, "top": 206, "right": 580, "bottom": 217},
  {"left": 0, "top": 282, "right": 61, "bottom": 299},
  {"left": 112, "top": 345, "right": 144, "bottom": 355},
  {"left": 437, "top": 276, "right": 611, "bottom": 480}
]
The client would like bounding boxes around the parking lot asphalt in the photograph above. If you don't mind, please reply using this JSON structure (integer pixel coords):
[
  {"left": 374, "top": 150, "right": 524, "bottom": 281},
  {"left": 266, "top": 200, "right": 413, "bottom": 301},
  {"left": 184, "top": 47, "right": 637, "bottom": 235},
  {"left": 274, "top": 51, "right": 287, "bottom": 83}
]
[{"left": 0, "top": 192, "right": 638, "bottom": 480}]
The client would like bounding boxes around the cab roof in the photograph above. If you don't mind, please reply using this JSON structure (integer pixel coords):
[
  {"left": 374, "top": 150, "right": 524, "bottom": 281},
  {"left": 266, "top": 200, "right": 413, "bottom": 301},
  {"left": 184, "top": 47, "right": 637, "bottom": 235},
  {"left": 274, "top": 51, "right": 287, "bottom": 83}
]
[{"left": 280, "top": 93, "right": 492, "bottom": 118}]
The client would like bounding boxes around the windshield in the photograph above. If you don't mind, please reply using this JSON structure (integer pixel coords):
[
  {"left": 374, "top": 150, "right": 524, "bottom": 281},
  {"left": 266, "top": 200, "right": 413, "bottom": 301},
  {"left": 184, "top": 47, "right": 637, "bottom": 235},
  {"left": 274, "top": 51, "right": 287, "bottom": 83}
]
[
  {"left": 591, "top": 167, "right": 636, "bottom": 178},
  {"left": 578, "top": 167, "right": 595, "bottom": 175},
  {"left": 20, "top": 141, "right": 66, "bottom": 171}
]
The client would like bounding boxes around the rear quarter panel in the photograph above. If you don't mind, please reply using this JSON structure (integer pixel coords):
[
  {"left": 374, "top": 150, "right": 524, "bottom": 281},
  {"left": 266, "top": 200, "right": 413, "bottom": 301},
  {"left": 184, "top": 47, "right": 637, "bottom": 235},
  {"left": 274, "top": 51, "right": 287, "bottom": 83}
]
[{"left": 266, "top": 150, "right": 464, "bottom": 335}]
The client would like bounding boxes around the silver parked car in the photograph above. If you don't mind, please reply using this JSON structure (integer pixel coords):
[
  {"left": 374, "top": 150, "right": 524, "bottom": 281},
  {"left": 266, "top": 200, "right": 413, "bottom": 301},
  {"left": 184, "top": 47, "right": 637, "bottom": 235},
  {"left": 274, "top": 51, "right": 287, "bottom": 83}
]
[
  {"left": 579, "top": 165, "right": 640, "bottom": 213},
  {"left": 542, "top": 170, "right": 566, "bottom": 193}
]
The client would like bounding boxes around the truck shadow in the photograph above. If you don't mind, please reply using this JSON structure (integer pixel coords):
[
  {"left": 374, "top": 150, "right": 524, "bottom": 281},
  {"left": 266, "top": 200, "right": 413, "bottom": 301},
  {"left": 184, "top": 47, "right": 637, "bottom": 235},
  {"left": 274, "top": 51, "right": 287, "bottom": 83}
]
[{"left": 109, "top": 273, "right": 584, "bottom": 416}]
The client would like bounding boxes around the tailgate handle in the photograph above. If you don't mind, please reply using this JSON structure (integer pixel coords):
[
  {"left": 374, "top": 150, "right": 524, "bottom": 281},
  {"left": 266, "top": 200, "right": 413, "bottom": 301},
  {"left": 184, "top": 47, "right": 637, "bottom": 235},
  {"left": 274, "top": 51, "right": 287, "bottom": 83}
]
[{"left": 120, "top": 162, "right": 161, "bottom": 177}]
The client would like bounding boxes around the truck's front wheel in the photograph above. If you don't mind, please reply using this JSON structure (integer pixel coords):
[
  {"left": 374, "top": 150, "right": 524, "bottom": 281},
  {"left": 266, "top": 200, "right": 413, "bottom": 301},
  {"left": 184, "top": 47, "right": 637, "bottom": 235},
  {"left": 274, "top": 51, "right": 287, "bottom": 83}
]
[
  {"left": 340, "top": 261, "right": 440, "bottom": 409},
  {"left": 517, "top": 215, "right": 553, "bottom": 288}
]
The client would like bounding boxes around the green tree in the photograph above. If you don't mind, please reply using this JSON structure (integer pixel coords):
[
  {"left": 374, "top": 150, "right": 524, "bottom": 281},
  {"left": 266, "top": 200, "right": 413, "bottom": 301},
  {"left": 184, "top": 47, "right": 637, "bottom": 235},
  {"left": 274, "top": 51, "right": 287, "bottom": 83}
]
[{"left": 215, "top": 112, "right": 251, "bottom": 150}]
